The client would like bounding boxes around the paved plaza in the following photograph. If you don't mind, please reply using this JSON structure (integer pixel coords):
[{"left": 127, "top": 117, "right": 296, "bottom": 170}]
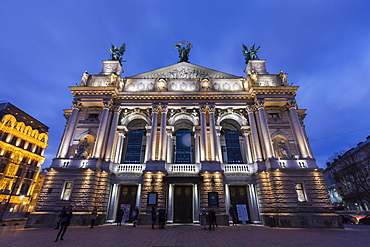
[{"left": 0, "top": 222, "right": 369, "bottom": 247}]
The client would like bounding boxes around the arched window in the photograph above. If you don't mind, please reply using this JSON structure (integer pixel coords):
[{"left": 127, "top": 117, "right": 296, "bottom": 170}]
[
  {"left": 220, "top": 119, "right": 244, "bottom": 164},
  {"left": 122, "top": 119, "right": 147, "bottom": 164}
]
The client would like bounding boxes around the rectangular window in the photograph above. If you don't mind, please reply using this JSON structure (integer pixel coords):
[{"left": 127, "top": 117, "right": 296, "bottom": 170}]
[
  {"left": 268, "top": 113, "right": 279, "bottom": 119},
  {"left": 61, "top": 182, "right": 73, "bottom": 200},
  {"left": 295, "top": 183, "right": 307, "bottom": 202},
  {"left": 47, "top": 188, "right": 53, "bottom": 194},
  {"left": 87, "top": 113, "right": 99, "bottom": 119}
]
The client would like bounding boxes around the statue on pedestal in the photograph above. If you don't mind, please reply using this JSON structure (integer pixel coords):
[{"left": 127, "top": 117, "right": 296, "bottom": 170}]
[
  {"left": 109, "top": 43, "right": 126, "bottom": 65},
  {"left": 175, "top": 41, "right": 192, "bottom": 62},
  {"left": 242, "top": 44, "right": 261, "bottom": 64}
]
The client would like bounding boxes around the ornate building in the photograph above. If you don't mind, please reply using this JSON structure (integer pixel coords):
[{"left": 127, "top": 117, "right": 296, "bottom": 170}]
[
  {"left": 27, "top": 47, "right": 342, "bottom": 228},
  {"left": 0, "top": 102, "right": 49, "bottom": 219}
]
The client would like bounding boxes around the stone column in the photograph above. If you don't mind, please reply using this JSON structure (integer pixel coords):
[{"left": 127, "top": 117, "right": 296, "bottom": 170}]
[
  {"left": 144, "top": 129, "right": 151, "bottom": 163},
  {"left": 193, "top": 184, "right": 200, "bottom": 223},
  {"left": 58, "top": 101, "right": 82, "bottom": 158},
  {"left": 287, "top": 100, "right": 310, "bottom": 158},
  {"left": 159, "top": 105, "right": 168, "bottom": 161},
  {"left": 105, "top": 106, "right": 122, "bottom": 161},
  {"left": 225, "top": 184, "right": 231, "bottom": 216},
  {"left": 255, "top": 99, "right": 274, "bottom": 158},
  {"left": 107, "top": 184, "right": 119, "bottom": 221},
  {"left": 208, "top": 105, "right": 218, "bottom": 161},
  {"left": 216, "top": 130, "right": 223, "bottom": 163},
  {"left": 114, "top": 131, "right": 125, "bottom": 163},
  {"left": 149, "top": 104, "right": 160, "bottom": 160},
  {"left": 247, "top": 184, "right": 261, "bottom": 223},
  {"left": 193, "top": 128, "right": 201, "bottom": 164},
  {"left": 199, "top": 105, "right": 208, "bottom": 161},
  {"left": 167, "top": 184, "right": 174, "bottom": 223},
  {"left": 246, "top": 105, "right": 263, "bottom": 161},
  {"left": 92, "top": 100, "right": 112, "bottom": 158},
  {"left": 135, "top": 183, "right": 142, "bottom": 208},
  {"left": 241, "top": 127, "right": 253, "bottom": 163},
  {"left": 166, "top": 128, "right": 173, "bottom": 163}
]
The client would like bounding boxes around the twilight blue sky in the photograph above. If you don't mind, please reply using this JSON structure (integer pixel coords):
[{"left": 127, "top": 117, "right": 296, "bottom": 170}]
[{"left": 1, "top": 1, "right": 369, "bottom": 168}]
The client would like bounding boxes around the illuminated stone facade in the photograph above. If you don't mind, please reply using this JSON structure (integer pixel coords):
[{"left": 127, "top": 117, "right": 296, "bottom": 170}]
[
  {"left": 27, "top": 58, "right": 342, "bottom": 228},
  {"left": 0, "top": 102, "right": 48, "bottom": 219}
]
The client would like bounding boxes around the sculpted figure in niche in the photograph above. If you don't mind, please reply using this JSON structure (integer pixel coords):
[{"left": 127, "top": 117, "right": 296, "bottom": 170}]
[
  {"left": 76, "top": 138, "right": 91, "bottom": 159},
  {"left": 277, "top": 139, "right": 293, "bottom": 158}
]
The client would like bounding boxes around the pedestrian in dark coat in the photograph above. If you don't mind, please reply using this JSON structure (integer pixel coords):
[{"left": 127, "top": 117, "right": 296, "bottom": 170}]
[
  {"left": 151, "top": 206, "right": 157, "bottom": 229},
  {"left": 229, "top": 205, "right": 237, "bottom": 226},
  {"left": 116, "top": 207, "right": 124, "bottom": 226},
  {"left": 55, "top": 205, "right": 73, "bottom": 242},
  {"left": 132, "top": 207, "right": 139, "bottom": 227},
  {"left": 55, "top": 206, "right": 66, "bottom": 229},
  {"left": 90, "top": 207, "right": 98, "bottom": 228},
  {"left": 208, "top": 207, "right": 216, "bottom": 230},
  {"left": 158, "top": 208, "right": 166, "bottom": 229}
]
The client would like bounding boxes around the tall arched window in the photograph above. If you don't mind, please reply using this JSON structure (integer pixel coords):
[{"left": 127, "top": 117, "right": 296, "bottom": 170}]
[
  {"left": 175, "top": 129, "right": 192, "bottom": 164},
  {"left": 122, "top": 119, "right": 147, "bottom": 164},
  {"left": 220, "top": 119, "right": 244, "bottom": 164}
]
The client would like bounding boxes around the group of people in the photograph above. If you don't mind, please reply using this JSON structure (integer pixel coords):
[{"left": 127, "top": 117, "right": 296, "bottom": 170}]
[
  {"left": 55, "top": 205, "right": 73, "bottom": 242},
  {"left": 116, "top": 206, "right": 139, "bottom": 227},
  {"left": 200, "top": 207, "right": 218, "bottom": 230},
  {"left": 151, "top": 206, "right": 166, "bottom": 229}
]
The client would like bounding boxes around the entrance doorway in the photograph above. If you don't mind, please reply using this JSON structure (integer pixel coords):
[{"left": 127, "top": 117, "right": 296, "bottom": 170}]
[
  {"left": 117, "top": 185, "right": 137, "bottom": 222},
  {"left": 173, "top": 185, "right": 193, "bottom": 223},
  {"left": 229, "top": 185, "right": 250, "bottom": 223}
]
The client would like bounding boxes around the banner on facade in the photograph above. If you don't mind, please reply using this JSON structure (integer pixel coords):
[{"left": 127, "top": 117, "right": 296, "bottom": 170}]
[
  {"left": 236, "top": 204, "right": 249, "bottom": 221},
  {"left": 121, "top": 204, "right": 131, "bottom": 222}
]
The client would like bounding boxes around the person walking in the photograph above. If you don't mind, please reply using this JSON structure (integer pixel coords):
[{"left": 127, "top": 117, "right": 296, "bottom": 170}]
[
  {"left": 200, "top": 208, "right": 207, "bottom": 230},
  {"left": 151, "top": 206, "right": 157, "bottom": 229},
  {"left": 229, "top": 205, "right": 237, "bottom": 226},
  {"left": 116, "top": 207, "right": 124, "bottom": 226},
  {"left": 208, "top": 207, "right": 216, "bottom": 230},
  {"left": 158, "top": 208, "right": 166, "bottom": 229},
  {"left": 55, "top": 206, "right": 66, "bottom": 229},
  {"left": 132, "top": 207, "right": 139, "bottom": 227},
  {"left": 90, "top": 207, "right": 98, "bottom": 228},
  {"left": 55, "top": 205, "right": 73, "bottom": 242}
]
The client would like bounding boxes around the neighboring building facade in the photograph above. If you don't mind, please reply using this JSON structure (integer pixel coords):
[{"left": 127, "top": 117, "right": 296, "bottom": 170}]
[
  {"left": 27, "top": 50, "right": 341, "bottom": 228},
  {"left": 0, "top": 102, "right": 49, "bottom": 219},
  {"left": 324, "top": 136, "right": 370, "bottom": 211}
]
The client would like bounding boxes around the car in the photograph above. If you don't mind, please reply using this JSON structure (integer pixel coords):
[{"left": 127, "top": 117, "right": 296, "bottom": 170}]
[
  {"left": 339, "top": 214, "right": 358, "bottom": 224},
  {"left": 359, "top": 215, "right": 370, "bottom": 225}
]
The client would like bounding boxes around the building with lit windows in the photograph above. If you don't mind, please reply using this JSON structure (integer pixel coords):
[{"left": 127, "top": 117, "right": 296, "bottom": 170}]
[
  {"left": 0, "top": 102, "right": 49, "bottom": 219},
  {"left": 27, "top": 48, "right": 342, "bottom": 228}
]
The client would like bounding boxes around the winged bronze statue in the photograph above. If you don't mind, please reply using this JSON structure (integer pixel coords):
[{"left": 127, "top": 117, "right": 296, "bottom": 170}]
[
  {"left": 109, "top": 43, "right": 126, "bottom": 64},
  {"left": 242, "top": 44, "right": 260, "bottom": 64}
]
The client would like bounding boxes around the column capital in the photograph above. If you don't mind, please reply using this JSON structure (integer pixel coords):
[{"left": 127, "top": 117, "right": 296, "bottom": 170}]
[
  {"left": 254, "top": 99, "right": 265, "bottom": 109},
  {"left": 208, "top": 104, "right": 216, "bottom": 113},
  {"left": 152, "top": 104, "right": 161, "bottom": 113},
  {"left": 160, "top": 104, "right": 168, "bottom": 113},
  {"left": 72, "top": 101, "right": 83, "bottom": 110},
  {"left": 286, "top": 100, "right": 297, "bottom": 109},
  {"left": 112, "top": 105, "right": 122, "bottom": 114},
  {"left": 246, "top": 105, "right": 256, "bottom": 113},
  {"left": 103, "top": 100, "right": 113, "bottom": 109},
  {"left": 199, "top": 104, "right": 209, "bottom": 113}
]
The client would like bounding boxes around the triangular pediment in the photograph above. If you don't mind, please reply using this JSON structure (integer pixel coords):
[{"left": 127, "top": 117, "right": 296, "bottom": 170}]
[{"left": 127, "top": 62, "right": 241, "bottom": 79}]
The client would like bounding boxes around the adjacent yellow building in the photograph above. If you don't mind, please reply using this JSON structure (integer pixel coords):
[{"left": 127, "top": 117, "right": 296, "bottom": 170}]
[{"left": 0, "top": 102, "right": 48, "bottom": 219}]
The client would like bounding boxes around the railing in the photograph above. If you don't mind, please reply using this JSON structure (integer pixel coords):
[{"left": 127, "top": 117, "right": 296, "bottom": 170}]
[
  {"left": 223, "top": 164, "right": 250, "bottom": 172},
  {"left": 116, "top": 164, "right": 145, "bottom": 173},
  {"left": 166, "top": 164, "right": 200, "bottom": 174}
]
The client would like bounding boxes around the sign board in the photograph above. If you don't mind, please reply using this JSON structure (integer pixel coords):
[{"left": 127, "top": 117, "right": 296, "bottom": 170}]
[
  {"left": 236, "top": 204, "right": 249, "bottom": 221},
  {"left": 121, "top": 204, "right": 131, "bottom": 222}
]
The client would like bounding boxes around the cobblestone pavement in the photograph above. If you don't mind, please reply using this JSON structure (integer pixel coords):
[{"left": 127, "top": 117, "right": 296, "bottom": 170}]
[{"left": 0, "top": 223, "right": 369, "bottom": 247}]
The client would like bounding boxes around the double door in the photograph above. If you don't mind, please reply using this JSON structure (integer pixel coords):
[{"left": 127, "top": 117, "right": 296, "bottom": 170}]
[{"left": 173, "top": 185, "right": 193, "bottom": 223}]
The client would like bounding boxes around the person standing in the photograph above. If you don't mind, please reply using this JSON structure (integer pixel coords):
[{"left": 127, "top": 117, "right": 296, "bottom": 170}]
[
  {"left": 55, "top": 206, "right": 66, "bottom": 229},
  {"left": 208, "top": 207, "right": 216, "bottom": 230},
  {"left": 90, "top": 207, "right": 98, "bottom": 228},
  {"left": 158, "top": 208, "right": 166, "bottom": 229},
  {"left": 200, "top": 208, "right": 207, "bottom": 230},
  {"left": 229, "top": 205, "right": 237, "bottom": 226},
  {"left": 55, "top": 205, "right": 73, "bottom": 242},
  {"left": 132, "top": 207, "right": 139, "bottom": 227},
  {"left": 151, "top": 206, "right": 157, "bottom": 229},
  {"left": 116, "top": 207, "right": 124, "bottom": 226}
]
